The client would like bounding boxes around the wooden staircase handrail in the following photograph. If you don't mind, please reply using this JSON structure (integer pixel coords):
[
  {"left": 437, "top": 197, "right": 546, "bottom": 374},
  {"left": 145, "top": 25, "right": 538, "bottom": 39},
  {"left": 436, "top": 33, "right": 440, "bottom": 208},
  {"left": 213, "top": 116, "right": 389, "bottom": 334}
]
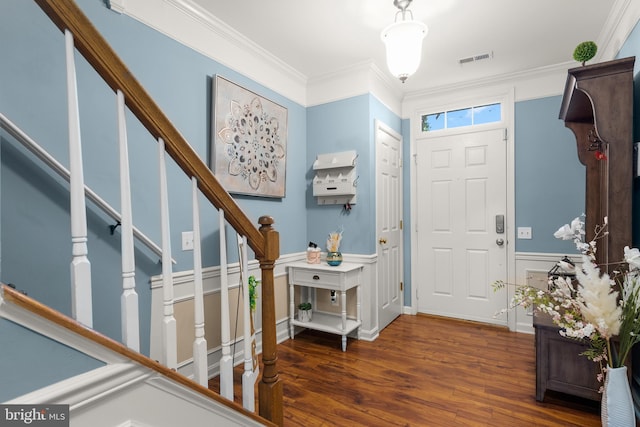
[
  {"left": 0, "top": 284, "right": 276, "bottom": 427},
  {"left": 32, "top": 1, "right": 284, "bottom": 424},
  {"left": 34, "top": 0, "right": 265, "bottom": 258}
]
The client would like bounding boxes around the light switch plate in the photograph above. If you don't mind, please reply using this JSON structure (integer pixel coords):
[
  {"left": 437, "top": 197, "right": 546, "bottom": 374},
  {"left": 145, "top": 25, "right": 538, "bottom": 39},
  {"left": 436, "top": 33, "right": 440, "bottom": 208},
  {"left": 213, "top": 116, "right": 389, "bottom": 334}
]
[
  {"left": 182, "top": 231, "right": 194, "bottom": 251},
  {"left": 517, "top": 227, "right": 532, "bottom": 239}
]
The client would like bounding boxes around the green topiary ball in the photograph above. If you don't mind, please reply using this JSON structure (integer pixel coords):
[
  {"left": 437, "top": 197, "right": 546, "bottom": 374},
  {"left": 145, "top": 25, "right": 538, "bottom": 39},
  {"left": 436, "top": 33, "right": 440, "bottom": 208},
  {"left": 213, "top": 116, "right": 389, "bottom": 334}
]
[{"left": 573, "top": 41, "right": 598, "bottom": 65}]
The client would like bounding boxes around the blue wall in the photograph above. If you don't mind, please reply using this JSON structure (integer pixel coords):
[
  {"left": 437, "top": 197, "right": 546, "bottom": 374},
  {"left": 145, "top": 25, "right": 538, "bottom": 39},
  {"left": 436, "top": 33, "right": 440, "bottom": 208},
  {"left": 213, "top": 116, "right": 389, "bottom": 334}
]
[
  {"left": 0, "top": 0, "right": 307, "bottom": 355},
  {"left": 514, "top": 96, "right": 586, "bottom": 254},
  {"left": 306, "top": 96, "right": 369, "bottom": 253},
  {"left": 305, "top": 95, "right": 402, "bottom": 255},
  {"left": 0, "top": 319, "right": 104, "bottom": 401},
  {"left": 306, "top": 94, "right": 409, "bottom": 302}
]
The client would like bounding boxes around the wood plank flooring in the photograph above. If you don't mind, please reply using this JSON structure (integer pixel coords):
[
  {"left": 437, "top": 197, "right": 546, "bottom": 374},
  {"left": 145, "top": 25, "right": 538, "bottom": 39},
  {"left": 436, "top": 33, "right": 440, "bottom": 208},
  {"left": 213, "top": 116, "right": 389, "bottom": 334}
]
[{"left": 210, "top": 314, "right": 601, "bottom": 426}]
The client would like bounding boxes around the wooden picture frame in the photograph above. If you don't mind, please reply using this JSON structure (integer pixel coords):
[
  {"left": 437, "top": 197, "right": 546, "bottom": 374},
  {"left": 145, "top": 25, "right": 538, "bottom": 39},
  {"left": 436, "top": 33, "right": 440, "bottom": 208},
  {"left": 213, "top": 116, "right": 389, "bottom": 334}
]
[{"left": 211, "top": 75, "right": 288, "bottom": 198}]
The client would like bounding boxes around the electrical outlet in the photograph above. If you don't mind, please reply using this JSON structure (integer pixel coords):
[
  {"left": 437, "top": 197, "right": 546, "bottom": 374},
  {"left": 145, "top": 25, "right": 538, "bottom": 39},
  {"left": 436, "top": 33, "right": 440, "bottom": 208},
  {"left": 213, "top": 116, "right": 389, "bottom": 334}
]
[
  {"left": 517, "top": 227, "right": 532, "bottom": 239},
  {"left": 182, "top": 231, "right": 194, "bottom": 251},
  {"left": 330, "top": 290, "right": 338, "bottom": 305}
]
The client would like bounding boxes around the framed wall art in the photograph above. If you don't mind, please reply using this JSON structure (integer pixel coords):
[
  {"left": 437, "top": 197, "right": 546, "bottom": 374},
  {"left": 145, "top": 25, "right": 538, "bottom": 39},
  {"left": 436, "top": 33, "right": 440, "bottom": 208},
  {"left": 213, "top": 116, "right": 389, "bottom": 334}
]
[{"left": 211, "top": 75, "right": 288, "bottom": 198}]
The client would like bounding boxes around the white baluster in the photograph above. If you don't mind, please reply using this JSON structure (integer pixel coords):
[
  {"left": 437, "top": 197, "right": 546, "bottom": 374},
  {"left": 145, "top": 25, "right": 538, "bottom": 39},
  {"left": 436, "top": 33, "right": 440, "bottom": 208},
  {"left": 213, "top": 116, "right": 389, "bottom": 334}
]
[
  {"left": 239, "top": 235, "right": 257, "bottom": 411},
  {"left": 219, "top": 210, "right": 234, "bottom": 400},
  {"left": 158, "top": 138, "right": 177, "bottom": 369},
  {"left": 191, "top": 177, "right": 208, "bottom": 386},
  {"left": 65, "top": 30, "right": 92, "bottom": 327},
  {"left": 116, "top": 90, "right": 139, "bottom": 351}
]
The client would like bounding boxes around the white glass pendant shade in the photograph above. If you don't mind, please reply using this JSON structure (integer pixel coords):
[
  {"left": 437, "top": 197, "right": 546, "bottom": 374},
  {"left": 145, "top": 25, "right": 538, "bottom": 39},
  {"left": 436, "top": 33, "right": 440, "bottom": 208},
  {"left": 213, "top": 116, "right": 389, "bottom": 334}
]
[{"left": 381, "top": 20, "right": 427, "bottom": 83}]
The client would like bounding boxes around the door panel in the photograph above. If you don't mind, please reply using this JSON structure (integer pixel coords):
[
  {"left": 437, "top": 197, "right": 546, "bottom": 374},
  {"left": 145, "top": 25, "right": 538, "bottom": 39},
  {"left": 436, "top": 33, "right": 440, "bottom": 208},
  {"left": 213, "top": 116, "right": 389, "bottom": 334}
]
[
  {"left": 376, "top": 122, "right": 403, "bottom": 331},
  {"left": 416, "top": 128, "right": 507, "bottom": 325}
]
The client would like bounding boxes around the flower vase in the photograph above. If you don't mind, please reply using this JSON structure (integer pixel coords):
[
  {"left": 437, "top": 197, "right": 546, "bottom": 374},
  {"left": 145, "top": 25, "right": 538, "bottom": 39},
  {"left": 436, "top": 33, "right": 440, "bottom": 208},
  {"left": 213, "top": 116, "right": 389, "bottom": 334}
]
[
  {"left": 298, "top": 308, "right": 312, "bottom": 322},
  {"left": 326, "top": 251, "right": 343, "bottom": 266},
  {"left": 601, "top": 366, "right": 635, "bottom": 427}
]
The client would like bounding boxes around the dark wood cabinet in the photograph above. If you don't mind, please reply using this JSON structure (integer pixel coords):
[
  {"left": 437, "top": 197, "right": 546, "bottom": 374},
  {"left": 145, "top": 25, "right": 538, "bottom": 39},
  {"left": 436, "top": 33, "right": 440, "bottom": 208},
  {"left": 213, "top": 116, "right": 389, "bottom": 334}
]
[
  {"left": 534, "top": 311, "right": 601, "bottom": 402},
  {"left": 558, "top": 56, "right": 634, "bottom": 268},
  {"left": 535, "top": 57, "right": 636, "bottom": 404}
]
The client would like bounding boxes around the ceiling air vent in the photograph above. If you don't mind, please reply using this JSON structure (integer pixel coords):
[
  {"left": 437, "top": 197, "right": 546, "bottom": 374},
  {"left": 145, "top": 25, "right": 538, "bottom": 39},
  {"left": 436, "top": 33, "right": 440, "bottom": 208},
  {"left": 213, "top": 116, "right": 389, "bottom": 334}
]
[{"left": 459, "top": 52, "right": 493, "bottom": 65}]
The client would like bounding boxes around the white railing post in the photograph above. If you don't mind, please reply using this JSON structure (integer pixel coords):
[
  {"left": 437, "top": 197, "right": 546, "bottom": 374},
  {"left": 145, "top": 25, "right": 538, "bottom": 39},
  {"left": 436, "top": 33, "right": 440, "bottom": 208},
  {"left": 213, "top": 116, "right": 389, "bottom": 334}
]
[
  {"left": 219, "top": 210, "right": 234, "bottom": 400},
  {"left": 158, "top": 138, "right": 177, "bottom": 369},
  {"left": 191, "top": 177, "right": 208, "bottom": 386},
  {"left": 65, "top": 29, "right": 92, "bottom": 327},
  {"left": 239, "top": 235, "right": 258, "bottom": 411},
  {"left": 116, "top": 90, "right": 140, "bottom": 351}
]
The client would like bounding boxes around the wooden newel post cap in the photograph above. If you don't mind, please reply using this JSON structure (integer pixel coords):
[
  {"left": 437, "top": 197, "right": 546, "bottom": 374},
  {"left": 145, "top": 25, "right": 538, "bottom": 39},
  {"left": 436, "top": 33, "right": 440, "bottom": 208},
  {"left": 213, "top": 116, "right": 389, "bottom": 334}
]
[
  {"left": 258, "top": 215, "right": 274, "bottom": 227},
  {"left": 258, "top": 215, "right": 279, "bottom": 261}
]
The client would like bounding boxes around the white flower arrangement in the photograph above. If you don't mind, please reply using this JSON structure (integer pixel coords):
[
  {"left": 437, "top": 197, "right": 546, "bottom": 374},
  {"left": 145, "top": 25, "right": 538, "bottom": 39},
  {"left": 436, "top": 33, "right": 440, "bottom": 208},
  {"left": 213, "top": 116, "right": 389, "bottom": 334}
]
[{"left": 495, "top": 216, "right": 640, "bottom": 379}]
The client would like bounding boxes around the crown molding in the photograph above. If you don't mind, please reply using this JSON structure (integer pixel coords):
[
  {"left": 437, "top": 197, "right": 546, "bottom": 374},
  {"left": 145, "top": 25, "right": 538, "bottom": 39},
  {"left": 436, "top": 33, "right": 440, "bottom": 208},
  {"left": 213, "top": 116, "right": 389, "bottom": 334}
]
[
  {"left": 369, "top": 63, "right": 404, "bottom": 117},
  {"left": 107, "top": 0, "right": 125, "bottom": 14},
  {"left": 106, "top": 0, "right": 638, "bottom": 111},
  {"left": 107, "top": 0, "right": 308, "bottom": 106},
  {"left": 306, "top": 60, "right": 403, "bottom": 115},
  {"left": 403, "top": 61, "right": 570, "bottom": 111},
  {"left": 597, "top": 0, "right": 640, "bottom": 61},
  {"left": 107, "top": 0, "right": 405, "bottom": 111},
  {"left": 401, "top": 0, "right": 640, "bottom": 110}
]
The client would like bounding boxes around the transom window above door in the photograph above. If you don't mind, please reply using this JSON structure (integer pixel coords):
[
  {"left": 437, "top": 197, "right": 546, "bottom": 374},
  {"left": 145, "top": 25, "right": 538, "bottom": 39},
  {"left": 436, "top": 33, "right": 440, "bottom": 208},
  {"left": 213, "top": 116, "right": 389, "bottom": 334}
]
[{"left": 421, "top": 103, "right": 501, "bottom": 132}]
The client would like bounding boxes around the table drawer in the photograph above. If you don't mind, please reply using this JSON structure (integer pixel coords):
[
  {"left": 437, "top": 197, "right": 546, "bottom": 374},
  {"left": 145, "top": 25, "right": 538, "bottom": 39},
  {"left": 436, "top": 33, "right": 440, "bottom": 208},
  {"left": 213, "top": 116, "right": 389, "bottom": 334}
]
[{"left": 291, "top": 268, "right": 341, "bottom": 289}]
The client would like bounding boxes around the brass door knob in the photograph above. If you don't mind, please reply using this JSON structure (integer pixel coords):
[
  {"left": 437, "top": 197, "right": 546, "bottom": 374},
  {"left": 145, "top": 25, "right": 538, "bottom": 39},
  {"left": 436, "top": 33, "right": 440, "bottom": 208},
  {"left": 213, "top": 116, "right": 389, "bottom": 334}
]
[{"left": 379, "top": 238, "right": 387, "bottom": 244}]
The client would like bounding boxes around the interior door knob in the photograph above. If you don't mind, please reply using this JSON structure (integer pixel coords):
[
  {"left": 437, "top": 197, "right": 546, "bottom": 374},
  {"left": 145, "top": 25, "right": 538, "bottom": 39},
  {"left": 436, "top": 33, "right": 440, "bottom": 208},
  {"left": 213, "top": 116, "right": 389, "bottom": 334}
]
[
  {"left": 496, "top": 238, "right": 504, "bottom": 246},
  {"left": 379, "top": 238, "right": 387, "bottom": 244}
]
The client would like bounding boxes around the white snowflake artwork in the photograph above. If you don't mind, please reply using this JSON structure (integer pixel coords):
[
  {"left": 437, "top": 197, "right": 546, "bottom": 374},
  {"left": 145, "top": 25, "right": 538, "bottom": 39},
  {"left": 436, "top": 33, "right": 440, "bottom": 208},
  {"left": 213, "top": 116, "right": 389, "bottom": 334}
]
[{"left": 212, "top": 76, "right": 287, "bottom": 198}]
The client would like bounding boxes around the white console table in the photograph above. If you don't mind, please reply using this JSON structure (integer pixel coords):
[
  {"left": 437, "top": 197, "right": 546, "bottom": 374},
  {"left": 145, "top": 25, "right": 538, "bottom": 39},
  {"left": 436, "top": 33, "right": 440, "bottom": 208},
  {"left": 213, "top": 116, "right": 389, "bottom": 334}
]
[{"left": 288, "top": 261, "right": 363, "bottom": 351}]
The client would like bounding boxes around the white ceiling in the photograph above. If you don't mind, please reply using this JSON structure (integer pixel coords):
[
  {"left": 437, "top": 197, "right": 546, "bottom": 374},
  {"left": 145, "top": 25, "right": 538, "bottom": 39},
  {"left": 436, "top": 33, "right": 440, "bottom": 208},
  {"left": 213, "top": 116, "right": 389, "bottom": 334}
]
[{"left": 191, "top": 0, "right": 618, "bottom": 95}]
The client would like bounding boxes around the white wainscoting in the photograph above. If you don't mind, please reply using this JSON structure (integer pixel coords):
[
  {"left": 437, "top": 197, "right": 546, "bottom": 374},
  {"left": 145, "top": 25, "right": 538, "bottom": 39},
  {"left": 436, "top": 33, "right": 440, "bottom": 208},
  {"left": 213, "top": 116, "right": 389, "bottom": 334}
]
[
  {"left": 512, "top": 252, "right": 581, "bottom": 334},
  {"left": 149, "top": 252, "right": 295, "bottom": 380},
  {"left": 150, "top": 252, "right": 380, "bottom": 380}
]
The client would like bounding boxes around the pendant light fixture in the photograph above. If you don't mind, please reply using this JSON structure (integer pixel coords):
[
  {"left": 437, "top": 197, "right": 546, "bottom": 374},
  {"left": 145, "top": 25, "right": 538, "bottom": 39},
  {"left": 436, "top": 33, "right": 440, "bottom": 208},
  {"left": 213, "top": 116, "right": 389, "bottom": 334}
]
[{"left": 381, "top": 0, "right": 428, "bottom": 83}]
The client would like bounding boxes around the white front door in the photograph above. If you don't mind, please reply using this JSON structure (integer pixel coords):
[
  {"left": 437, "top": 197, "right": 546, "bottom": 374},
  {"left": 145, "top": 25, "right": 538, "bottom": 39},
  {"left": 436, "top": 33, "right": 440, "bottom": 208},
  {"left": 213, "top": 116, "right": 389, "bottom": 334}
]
[
  {"left": 376, "top": 121, "right": 403, "bottom": 331},
  {"left": 415, "top": 128, "right": 507, "bottom": 325}
]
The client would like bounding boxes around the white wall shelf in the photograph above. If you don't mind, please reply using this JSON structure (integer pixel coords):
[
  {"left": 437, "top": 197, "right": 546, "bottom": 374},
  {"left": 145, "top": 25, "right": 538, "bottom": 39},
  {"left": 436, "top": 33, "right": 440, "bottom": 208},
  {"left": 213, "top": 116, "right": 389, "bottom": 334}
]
[{"left": 312, "top": 150, "right": 357, "bottom": 205}]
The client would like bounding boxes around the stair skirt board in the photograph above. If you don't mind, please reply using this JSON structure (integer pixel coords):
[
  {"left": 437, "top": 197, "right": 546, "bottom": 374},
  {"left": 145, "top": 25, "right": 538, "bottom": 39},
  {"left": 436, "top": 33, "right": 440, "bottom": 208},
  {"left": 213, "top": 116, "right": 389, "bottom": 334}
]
[
  {"left": 0, "top": 289, "right": 266, "bottom": 426},
  {"left": 6, "top": 364, "right": 266, "bottom": 426}
]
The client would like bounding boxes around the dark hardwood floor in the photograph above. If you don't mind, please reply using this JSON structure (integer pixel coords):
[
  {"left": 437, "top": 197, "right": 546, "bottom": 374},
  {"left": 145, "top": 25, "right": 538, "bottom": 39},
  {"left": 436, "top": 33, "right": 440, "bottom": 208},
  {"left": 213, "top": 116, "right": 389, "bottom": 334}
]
[{"left": 210, "top": 314, "right": 601, "bottom": 426}]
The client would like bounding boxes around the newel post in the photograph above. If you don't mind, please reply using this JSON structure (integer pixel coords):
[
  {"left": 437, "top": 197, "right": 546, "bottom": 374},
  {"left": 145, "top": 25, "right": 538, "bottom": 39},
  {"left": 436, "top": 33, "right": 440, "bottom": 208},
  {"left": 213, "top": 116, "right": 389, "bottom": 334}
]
[{"left": 257, "top": 216, "right": 283, "bottom": 426}]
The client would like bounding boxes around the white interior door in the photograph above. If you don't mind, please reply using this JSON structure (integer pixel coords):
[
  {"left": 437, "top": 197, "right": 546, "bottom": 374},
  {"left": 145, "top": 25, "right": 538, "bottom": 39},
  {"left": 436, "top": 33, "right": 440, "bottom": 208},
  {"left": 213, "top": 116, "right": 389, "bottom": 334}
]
[
  {"left": 376, "top": 121, "right": 403, "bottom": 331},
  {"left": 415, "top": 128, "right": 507, "bottom": 325}
]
